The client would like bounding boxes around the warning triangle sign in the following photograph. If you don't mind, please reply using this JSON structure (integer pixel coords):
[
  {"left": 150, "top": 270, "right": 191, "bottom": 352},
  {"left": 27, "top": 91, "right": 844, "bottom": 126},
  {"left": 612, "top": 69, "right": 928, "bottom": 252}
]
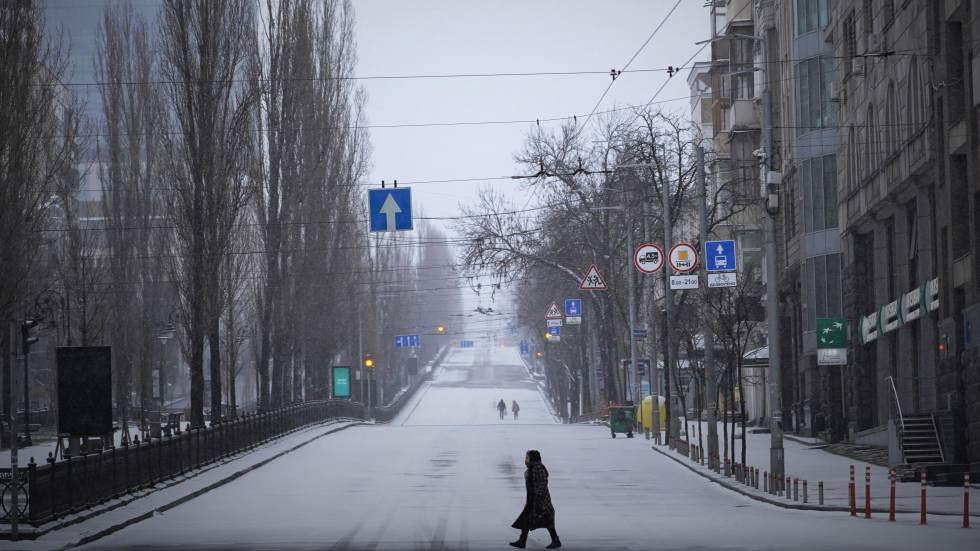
[
  {"left": 579, "top": 264, "right": 608, "bottom": 291},
  {"left": 545, "top": 302, "right": 562, "bottom": 319}
]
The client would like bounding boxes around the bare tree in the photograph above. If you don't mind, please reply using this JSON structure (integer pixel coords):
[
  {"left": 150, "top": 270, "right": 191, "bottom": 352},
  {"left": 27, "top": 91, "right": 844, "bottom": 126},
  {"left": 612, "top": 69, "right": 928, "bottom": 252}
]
[
  {"left": 96, "top": 0, "right": 164, "bottom": 433},
  {"left": 0, "top": 2, "right": 74, "bottom": 426},
  {"left": 158, "top": 0, "right": 256, "bottom": 427}
]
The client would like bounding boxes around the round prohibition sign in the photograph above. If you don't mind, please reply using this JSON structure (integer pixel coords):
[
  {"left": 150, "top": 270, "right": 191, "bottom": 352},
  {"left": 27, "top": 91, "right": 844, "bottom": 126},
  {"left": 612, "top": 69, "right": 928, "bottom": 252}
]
[
  {"left": 633, "top": 243, "right": 665, "bottom": 274},
  {"left": 668, "top": 243, "right": 699, "bottom": 273}
]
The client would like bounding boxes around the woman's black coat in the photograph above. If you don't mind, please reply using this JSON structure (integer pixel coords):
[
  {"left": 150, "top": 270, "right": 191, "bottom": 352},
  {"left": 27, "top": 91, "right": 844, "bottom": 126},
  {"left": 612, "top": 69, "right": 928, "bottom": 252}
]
[{"left": 512, "top": 462, "right": 555, "bottom": 530}]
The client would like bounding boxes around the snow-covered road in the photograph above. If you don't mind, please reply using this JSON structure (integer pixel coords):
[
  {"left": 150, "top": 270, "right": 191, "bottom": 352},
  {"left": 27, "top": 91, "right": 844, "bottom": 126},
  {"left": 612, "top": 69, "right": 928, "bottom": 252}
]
[{"left": 81, "top": 346, "right": 979, "bottom": 550}]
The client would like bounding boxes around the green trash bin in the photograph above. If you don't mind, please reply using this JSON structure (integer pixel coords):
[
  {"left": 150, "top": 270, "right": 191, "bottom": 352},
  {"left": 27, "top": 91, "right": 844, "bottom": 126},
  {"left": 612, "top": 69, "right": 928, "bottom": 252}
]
[{"left": 609, "top": 406, "right": 635, "bottom": 438}]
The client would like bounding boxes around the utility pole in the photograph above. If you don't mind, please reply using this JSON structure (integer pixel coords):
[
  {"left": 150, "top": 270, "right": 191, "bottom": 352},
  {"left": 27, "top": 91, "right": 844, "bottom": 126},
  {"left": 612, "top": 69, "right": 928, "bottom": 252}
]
[
  {"left": 696, "top": 145, "right": 719, "bottom": 470},
  {"left": 642, "top": 201, "right": 661, "bottom": 443},
  {"left": 357, "top": 307, "right": 364, "bottom": 408},
  {"left": 625, "top": 193, "right": 639, "bottom": 406},
  {"left": 762, "top": 86, "right": 785, "bottom": 484},
  {"left": 662, "top": 150, "right": 677, "bottom": 443}
]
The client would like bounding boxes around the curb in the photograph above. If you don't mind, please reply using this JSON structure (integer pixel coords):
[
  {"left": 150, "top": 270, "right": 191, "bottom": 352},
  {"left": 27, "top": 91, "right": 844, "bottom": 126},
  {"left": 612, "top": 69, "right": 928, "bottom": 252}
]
[
  {"left": 55, "top": 421, "right": 364, "bottom": 550},
  {"left": 649, "top": 444, "right": 979, "bottom": 517}
]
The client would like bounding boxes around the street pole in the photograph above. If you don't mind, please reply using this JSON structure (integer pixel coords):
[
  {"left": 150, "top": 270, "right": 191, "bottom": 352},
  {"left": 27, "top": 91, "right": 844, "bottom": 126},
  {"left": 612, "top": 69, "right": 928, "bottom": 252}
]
[
  {"left": 697, "top": 145, "right": 719, "bottom": 470},
  {"left": 9, "top": 325, "right": 18, "bottom": 541},
  {"left": 626, "top": 204, "right": 639, "bottom": 406},
  {"left": 22, "top": 333, "right": 31, "bottom": 447},
  {"left": 662, "top": 150, "right": 677, "bottom": 443},
  {"left": 642, "top": 200, "right": 662, "bottom": 443},
  {"left": 357, "top": 308, "right": 364, "bottom": 408},
  {"left": 762, "top": 87, "right": 785, "bottom": 483}
]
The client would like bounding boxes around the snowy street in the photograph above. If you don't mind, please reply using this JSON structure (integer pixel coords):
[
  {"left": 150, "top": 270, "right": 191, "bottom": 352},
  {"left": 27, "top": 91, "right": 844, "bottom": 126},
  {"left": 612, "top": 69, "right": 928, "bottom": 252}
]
[{"left": 74, "top": 346, "right": 979, "bottom": 550}]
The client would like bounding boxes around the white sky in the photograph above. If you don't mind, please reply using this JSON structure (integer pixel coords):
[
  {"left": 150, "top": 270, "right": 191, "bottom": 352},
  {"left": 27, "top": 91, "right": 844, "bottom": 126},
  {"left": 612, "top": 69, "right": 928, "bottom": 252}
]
[{"left": 354, "top": 1, "right": 710, "bottom": 323}]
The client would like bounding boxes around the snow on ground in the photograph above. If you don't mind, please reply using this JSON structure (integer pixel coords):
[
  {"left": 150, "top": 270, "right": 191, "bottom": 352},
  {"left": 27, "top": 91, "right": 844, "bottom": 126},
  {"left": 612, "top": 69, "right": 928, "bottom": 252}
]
[
  {"left": 70, "top": 346, "right": 980, "bottom": 550},
  {"left": 396, "top": 345, "right": 555, "bottom": 426},
  {"left": 680, "top": 420, "right": 979, "bottom": 515}
]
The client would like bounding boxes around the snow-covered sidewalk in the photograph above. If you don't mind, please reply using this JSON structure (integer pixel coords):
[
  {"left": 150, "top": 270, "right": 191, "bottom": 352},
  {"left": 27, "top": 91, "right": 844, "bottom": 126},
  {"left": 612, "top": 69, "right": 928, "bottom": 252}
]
[
  {"left": 0, "top": 418, "right": 363, "bottom": 550},
  {"left": 661, "top": 421, "right": 979, "bottom": 517}
]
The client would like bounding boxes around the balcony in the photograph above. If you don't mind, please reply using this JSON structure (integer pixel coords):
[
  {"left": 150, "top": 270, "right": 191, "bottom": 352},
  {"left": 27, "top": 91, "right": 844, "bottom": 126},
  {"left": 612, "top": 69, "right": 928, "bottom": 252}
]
[
  {"left": 724, "top": 99, "right": 759, "bottom": 130},
  {"left": 726, "top": 0, "right": 753, "bottom": 25}
]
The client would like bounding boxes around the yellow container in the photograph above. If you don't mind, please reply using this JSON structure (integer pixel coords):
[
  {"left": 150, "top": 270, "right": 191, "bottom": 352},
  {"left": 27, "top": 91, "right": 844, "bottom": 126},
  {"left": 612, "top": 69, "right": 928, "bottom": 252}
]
[{"left": 638, "top": 395, "right": 667, "bottom": 431}]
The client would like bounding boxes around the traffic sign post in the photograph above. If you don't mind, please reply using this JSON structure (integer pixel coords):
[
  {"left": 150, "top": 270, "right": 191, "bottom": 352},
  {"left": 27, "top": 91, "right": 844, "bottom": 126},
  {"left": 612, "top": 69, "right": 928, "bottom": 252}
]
[
  {"left": 565, "top": 299, "right": 582, "bottom": 325},
  {"left": 394, "top": 334, "right": 421, "bottom": 348},
  {"left": 545, "top": 302, "right": 562, "bottom": 319},
  {"left": 634, "top": 243, "right": 665, "bottom": 274},
  {"left": 579, "top": 264, "right": 608, "bottom": 290},
  {"left": 547, "top": 326, "right": 561, "bottom": 342},
  {"left": 707, "top": 272, "right": 737, "bottom": 288},
  {"left": 669, "top": 275, "right": 699, "bottom": 290},
  {"left": 368, "top": 187, "right": 413, "bottom": 232},
  {"left": 668, "top": 243, "right": 698, "bottom": 273},
  {"left": 705, "top": 240, "right": 737, "bottom": 272}
]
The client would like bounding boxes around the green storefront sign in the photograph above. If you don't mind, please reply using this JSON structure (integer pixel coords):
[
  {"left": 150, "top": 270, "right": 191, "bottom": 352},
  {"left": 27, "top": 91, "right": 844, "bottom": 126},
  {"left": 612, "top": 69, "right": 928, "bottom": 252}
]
[
  {"left": 816, "top": 318, "right": 846, "bottom": 349},
  {"left": 332, "top": 366, "right": 351, "bottom": 398}
]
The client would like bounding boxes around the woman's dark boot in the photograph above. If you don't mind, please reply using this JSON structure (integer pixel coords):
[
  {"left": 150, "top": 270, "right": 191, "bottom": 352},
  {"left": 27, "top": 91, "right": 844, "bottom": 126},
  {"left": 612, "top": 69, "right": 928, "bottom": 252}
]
[
  {"left": 508, "top": 537, "right": 527, "bottom": 548},
  {"left": 546, "top": 539, "right": 562, "bottom": 549}
]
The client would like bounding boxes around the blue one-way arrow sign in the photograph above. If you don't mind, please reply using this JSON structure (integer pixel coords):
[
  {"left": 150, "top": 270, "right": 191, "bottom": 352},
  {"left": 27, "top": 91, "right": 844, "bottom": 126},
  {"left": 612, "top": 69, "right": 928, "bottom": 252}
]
[
  {"left": 565, "top": 299, "right": 582, "bottom": 317},
  {"left": 704, "top": 239, "right": 737, "bottom": 272},
  {"left": 369, "top": 188, "right": 413, "bottom": 232}
]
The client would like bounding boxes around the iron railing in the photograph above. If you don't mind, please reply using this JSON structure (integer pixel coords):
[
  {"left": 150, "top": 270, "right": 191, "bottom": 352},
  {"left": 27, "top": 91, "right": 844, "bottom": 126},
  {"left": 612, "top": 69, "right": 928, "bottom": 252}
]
[{"left": 3, "top": 399, "right": 364, "bottom": 527}]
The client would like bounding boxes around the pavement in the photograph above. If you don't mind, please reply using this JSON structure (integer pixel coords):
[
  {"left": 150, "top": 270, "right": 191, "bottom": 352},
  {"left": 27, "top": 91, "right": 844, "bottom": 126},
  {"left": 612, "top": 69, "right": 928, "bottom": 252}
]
[
  {"left": 42, "top": 345, "right": 978, "bottom": 550},
  {"left": 675, "top": 420, "right": 979, "bottom": 515}
]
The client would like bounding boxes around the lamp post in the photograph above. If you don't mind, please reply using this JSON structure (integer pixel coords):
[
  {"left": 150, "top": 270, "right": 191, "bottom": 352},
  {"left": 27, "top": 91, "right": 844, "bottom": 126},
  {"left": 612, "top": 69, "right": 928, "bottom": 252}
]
[{"left": 158, "top": 322, "right": 176, "bottom": 410}]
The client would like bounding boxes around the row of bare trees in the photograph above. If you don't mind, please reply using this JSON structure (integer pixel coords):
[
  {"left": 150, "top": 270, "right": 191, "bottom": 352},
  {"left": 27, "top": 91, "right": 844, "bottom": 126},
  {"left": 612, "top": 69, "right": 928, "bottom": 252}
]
[
  {"left": 458, "top": 109, "right": 765, "bottom": 453},
  {"left": 0, "top": 1, "right": 460, "bottom": 440}
]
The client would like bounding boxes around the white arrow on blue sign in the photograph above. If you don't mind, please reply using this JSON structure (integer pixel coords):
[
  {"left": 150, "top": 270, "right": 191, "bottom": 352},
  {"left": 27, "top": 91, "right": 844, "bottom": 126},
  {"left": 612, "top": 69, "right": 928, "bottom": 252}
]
[
  {"left": 564, "top": 299, "right": 582, "bottom": 317},
  {"left": 369, "top": 188, "right": 413, "bottom": 232},
  {"left": 704, "top": 239, "right": 737, "bottom": 272},
  {"left": 395, "top": 334, "right": 421, "bottom": 348}
]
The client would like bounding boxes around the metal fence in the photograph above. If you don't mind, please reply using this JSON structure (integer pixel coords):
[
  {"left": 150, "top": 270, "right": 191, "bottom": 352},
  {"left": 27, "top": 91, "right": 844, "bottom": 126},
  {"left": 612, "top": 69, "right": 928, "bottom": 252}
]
[{"left": 2, "top": 399, "right": 364, "bottom": 527}]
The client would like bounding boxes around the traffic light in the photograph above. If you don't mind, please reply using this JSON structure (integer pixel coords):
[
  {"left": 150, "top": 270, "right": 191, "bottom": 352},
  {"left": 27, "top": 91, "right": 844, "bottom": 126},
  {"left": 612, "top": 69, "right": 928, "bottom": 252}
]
[
  {"left": 436, "top": 324, "right": 446, "bottom": 334},
  {"left": 363, "top": 354, "right": 375, "bottom": 369},
  {"left": 535, "top": 351, "right": 543, "bottom": 359}
]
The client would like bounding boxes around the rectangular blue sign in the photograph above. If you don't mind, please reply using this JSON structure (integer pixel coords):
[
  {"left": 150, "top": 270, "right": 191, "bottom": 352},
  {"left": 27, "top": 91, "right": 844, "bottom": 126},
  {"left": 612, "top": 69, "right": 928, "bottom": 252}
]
[
  {"left": 368, "top": 187, "right": 413, "bottom": 232},
  {"left": 459, "top": 340, "right": 475, "bottom": 348},
  {"left": 548, "top": 326, "right": 561, "bottom": 336},
  {"left": 564, "top": 299, "right": 582, "bottom": 317},
  {"left": 705, "top": 240, "right": 737, "bottom": 272},
  {"left": 519, "top": 340, "right": 529, "bottom": 354},
  {"left": 395, "top": 334, "right": 421, "bottom": 348}
]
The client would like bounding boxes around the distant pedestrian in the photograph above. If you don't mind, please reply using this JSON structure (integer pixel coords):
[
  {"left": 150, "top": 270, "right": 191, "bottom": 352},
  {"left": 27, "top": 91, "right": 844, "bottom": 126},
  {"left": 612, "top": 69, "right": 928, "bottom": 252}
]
[
  {"left": 510, "top": 450, "right": 560, "bottom": 549},
  {"left": 497, "top": 399, "right": 507, "bottom": 420},
  {"left": 511, "top": 400, "right": 520, "bottom": 421}
]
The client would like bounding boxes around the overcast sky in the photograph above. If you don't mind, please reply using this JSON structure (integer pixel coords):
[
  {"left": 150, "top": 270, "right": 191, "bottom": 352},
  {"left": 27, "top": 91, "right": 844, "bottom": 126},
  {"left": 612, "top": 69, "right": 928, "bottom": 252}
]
[{"left": 354, "top": 1, "right": 710, "bottom": 326}]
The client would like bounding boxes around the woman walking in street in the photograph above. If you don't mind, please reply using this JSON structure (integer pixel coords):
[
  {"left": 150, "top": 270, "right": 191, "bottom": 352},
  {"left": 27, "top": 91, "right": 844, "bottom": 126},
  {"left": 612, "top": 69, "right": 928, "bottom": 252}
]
[
  {"left": 511, "top": 400, "right": 520, "bottom": 421},
  {"left": 510, "top": 450, "right": 560, "bottom": 549}
]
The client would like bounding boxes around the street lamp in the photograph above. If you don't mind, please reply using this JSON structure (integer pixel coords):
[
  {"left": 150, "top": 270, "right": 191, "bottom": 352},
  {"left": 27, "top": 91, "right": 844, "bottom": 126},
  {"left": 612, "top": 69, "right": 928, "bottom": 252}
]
[{"left": 158, "top": 322, "right": 176, "bottom": 410}]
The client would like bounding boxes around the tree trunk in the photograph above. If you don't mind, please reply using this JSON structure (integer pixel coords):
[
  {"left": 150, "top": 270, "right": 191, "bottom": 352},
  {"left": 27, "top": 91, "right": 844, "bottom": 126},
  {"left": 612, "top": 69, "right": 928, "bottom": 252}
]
[{"left": 210, "top": 316, "right": 222, "bottom": 423}]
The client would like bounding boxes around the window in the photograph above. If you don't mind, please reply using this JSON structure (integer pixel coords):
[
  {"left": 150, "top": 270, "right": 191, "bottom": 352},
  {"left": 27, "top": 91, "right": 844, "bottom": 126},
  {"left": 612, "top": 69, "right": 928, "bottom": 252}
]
[
  {"left": 796, "top": 0, "right": 830, "bottom": 35},
  {"left": 886, "top": 82, "right": 898, "bottom": 155},
  {"left": 865, "top": 105, "right": 877, "bottom": 177},
  {"left": 801, "top": 155, "right": 838, "bottom": 233},
  {"left": 796, "top": 57, "right": 834, "bottom": 135},
  {"left": 803, "top": 253, "right": 843, "bottom": 331},
  {"left": 908, "top": 57, "right": 923, "bottom": 130},
  {"left": 843, "top": 13, "right": 858, "bottom": 77}
]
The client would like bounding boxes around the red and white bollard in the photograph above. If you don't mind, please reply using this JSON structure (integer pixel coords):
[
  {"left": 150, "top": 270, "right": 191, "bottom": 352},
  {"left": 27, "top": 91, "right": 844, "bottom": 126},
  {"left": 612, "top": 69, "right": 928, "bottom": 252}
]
[
  {"left": 964, "top": 473, "right": 971, "bottom": 529},
  {"left": 920, "top": 469, "right": 928, "bottom": 526},
  {"left": 849, "top": 465, "right": 857, "bottom": 516},
  {"left": 865, "top": 465, "right": 872, "bottom": 519},
  {"left": 889, "top": 468, "right": 896, "bottom": 522}
]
